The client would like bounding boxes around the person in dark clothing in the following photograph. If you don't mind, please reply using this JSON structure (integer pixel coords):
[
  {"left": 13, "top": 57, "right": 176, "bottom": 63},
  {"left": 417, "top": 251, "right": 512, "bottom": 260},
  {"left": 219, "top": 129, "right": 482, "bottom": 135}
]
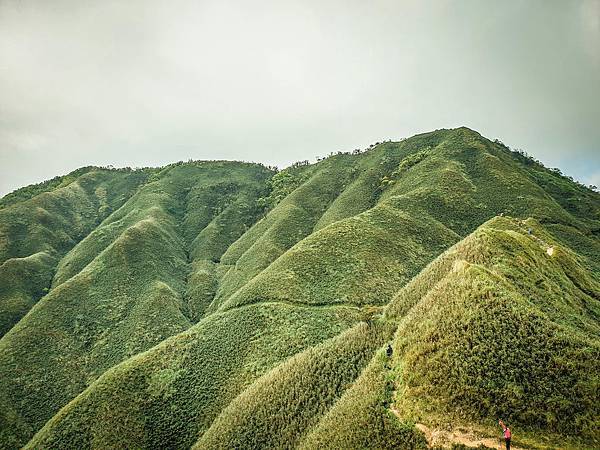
[
  {"left": 386, "top": 343, "right": 393, "bottom": 358},
  {"left": 498, "top": 419, "right": 511, "bottom": 450}
]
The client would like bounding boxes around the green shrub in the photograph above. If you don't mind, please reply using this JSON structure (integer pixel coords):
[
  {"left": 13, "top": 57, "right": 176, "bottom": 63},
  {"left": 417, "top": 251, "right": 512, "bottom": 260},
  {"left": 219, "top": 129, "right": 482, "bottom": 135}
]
[{"left": 256, "top": 166, "right": 312, "bottom": 210}]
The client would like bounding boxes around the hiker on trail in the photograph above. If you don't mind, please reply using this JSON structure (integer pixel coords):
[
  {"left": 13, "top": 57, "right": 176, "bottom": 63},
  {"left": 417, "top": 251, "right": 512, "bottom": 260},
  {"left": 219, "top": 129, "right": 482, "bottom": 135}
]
[
  {"left": 498, "top": 419, "right": 511, "bottom": 450},
  {"left": 386, "top": 343, "right": 393, "bottom": 358}
]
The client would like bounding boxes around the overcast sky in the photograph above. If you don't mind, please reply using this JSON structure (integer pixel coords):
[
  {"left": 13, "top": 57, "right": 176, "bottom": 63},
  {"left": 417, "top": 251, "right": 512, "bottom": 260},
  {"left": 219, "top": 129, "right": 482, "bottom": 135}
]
[{"left": 1, "top": 0, "right": 599, "bottom": 196}]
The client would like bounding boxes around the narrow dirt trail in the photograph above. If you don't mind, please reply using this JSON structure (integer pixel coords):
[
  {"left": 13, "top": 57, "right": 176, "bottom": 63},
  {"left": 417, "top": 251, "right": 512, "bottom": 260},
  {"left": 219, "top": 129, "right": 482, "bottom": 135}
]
[
  {"left": 389, "top": 404, "right": 523, "bottom": 449},
  {"left": 506, "top": 216, "right": 555, "bottom": 256},
  {"left": 414, "top": 422, "right": 522, "bottom": 449}
]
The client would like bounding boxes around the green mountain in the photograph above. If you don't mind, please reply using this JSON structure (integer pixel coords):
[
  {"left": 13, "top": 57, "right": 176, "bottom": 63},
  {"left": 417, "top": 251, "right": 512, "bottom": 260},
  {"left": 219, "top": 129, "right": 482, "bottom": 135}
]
[{"left": 0, "top": 128, "right": 598, "bottom": 450}]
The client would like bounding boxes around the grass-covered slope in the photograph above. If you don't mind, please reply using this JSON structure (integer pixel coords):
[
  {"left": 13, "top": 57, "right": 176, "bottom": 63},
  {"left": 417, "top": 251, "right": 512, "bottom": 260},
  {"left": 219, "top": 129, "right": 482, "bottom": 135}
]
[
  {"left": 0, "top": 127, "right": 598, "bottom": 449},
  {"left": 0, "top": 168, "right": 149, "bottom": 263},
  {"left": 195, "top": 321, "right": 393, "bottom": 449},
  {"left": 52, "top": 162, "right": 270, "bottom": 287},
  {"left": 299, "top": 349, "right": 427, "bottom": 450},
  {"left": 220, "top": 205, "right": 459, "bottom": 310},
  {"left": 0, "top": 162, "right": 273, "bottom": 449},
  {"left": 386, "top": 216, "right": 600, "bottom": 444},
  {"left": 0, "top": 252, "right": 56, "bottom": 336},
  {"left": 0, "top": 168, "right": 148, "bottom": 336},
  {"left": 24, "top": 303, "right": 360, "bottom": 450},
  {"left": 207, "top": 157, "right": 354, "bottom": 312},
  {"left": 215, "top": 128, "right": 599, "bottom": 315}
]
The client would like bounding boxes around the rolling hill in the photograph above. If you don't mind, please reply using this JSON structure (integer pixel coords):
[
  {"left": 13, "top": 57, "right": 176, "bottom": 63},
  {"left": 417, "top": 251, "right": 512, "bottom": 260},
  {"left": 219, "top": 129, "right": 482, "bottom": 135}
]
[{"left": 0, "top": 128, "right": 598, "bottom": 449}]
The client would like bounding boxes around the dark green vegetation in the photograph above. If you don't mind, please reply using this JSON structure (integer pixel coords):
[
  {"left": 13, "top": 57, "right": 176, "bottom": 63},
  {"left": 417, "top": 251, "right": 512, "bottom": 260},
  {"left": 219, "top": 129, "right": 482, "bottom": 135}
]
[
  {"left": 24, "top": 303, "right": 360, "bottom": 449},
  {"left": 0, "top": 167, "right": 150, "bottom": 336},
  {"left": 195, "top": 322, "right": 394, "bottom": 449},
  {"left": 0, "top": 128, "right": 598, "bottom": 449}
]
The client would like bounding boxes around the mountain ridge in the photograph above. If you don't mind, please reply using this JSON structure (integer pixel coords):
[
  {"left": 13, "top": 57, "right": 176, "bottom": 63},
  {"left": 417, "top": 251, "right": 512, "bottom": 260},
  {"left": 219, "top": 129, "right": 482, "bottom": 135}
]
[{"left": 0, "top": 127, "right": 598, "bottom": 449}]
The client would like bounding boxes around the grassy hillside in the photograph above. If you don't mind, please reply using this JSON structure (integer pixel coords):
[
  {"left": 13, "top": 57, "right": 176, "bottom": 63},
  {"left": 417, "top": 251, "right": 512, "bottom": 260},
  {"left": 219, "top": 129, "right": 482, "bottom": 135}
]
[
  {"left": 0, "top": 166, "right": 110, "bottom": 210},
  {"left": 299, "top": 349, "right": 427, "bottom": 450},
  {"left": 0, "top": 128, "right": 598, "bottom": 449},
  {"left": 0, "top": 168, "right": 148, "bottom": 336},
  {"left": 220, "top": 205, "right": 459, "bottom": 310},
  {"left": 386, "top": 216, "right": 600, "bottom": 445},
  {"left": 0, "top": 162, "right": 273, "bottom": 448},
  {"left": 215, "top": 128, "right": 598, "bottom": 316},
  {"left": 195, "top": 321, "right": 393, "bottom": 449},
  {"left": 24, "top": 303, "right": 360, "bottom": 450},
  {"left": 207, "top": 157, "right": 353, "bottom": 312}
]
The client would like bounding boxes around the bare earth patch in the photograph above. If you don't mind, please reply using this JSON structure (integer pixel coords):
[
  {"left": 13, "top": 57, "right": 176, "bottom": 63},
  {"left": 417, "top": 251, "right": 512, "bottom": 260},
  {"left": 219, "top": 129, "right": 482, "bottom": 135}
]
[{"left": 415, "top": 422, "right": 520, "bottom": 449}]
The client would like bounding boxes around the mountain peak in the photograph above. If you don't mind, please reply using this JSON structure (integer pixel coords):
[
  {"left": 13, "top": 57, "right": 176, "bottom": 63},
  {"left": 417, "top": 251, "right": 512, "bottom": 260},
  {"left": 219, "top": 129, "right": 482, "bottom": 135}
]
[{"left": 1, "top": 129, "right": 598, "bottom": 449}]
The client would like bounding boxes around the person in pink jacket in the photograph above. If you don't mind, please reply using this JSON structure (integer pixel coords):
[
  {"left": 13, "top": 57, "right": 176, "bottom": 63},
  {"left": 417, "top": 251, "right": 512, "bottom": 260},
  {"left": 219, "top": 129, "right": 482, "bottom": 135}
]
[{"left": 498, "top": 419, "right": 512, "bottom": 450}]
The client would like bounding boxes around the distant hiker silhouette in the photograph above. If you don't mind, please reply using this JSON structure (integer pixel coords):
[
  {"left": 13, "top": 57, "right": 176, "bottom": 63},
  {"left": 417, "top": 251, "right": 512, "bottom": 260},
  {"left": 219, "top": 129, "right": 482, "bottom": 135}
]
[
  {"left": 498, "top": 419, "right": 511, "bottom": 450},
  {"left": 386, "top": 344, "right": 393, "bottom": 358}
]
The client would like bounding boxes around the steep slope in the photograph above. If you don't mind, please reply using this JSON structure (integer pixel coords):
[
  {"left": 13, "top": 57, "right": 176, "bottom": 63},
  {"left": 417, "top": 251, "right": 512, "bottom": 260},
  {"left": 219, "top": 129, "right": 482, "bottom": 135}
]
[
  {"left": 385, "top": 216, "right": 599, "bottom": 443},
  {"left": 298, "top": 349, "right": 425, "bottom": 450},
  {"left": 194, "top": 321, "right": 393, "bottom": 449},
  {"left": 207, "top": 155, "right": 356, "bottom": 312},
  {"left": 0, "top": 168, "right": 148, "bottom": 336},
  {"left": 24, "top": 303, "right": 361, "bottom": 450},
  {"left": 295, "top": 216, "right": 599, "bottom": 450},
  {"left": 0, "top": 127, "right": 598, "bottom": 449},
  {"left": 219, "top": 205, "right": 459, "bottom": 310},
  {"left": 215, "top": 128, "right": 599, "bottom": 314},
  {"left": 0, "top": 161, "right": 273, "bottom": 449}
]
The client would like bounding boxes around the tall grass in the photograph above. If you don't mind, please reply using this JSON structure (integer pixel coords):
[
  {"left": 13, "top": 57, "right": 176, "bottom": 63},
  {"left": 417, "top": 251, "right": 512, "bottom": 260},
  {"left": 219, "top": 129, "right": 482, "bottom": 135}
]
[
  {"left": 23, "top": 303, "right": 360, "bottom": 450},
  {"left": 388, "top": 217, "right": 600, "bottom": 442},
  {"left": 299, "top": 349, "right": 427, "bottom": 450},
  {"left": 0, "top": 169, "right": 147, "bottom": 336},
  {"left": 194, "top": 321, "right": 393, "bottom": 449},
  {"left": 0, "top": 162, "right": 274, "bottom": 448},
  {"left": 0, "top": 127, "right": 598, "bottom": 449}
]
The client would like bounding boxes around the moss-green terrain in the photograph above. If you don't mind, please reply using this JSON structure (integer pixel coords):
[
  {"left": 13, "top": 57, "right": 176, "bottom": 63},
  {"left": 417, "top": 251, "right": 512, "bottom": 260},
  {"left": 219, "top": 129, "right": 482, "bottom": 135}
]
[{"left": 0, "top": 128, "right": 598, "bottom": 449}]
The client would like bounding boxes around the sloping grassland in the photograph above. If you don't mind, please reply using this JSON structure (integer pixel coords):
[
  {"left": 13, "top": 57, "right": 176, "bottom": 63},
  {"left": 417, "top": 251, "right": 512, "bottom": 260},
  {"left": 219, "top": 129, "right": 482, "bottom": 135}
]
[{"left": 0, "top": 128, "right": 598, "bottom": 449}]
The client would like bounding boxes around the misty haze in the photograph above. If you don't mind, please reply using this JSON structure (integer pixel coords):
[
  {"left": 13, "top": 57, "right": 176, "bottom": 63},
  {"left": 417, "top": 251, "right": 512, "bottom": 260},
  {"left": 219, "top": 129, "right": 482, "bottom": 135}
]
[{"left": 0, "top": 1, "right": 599, "bottom": 450}]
